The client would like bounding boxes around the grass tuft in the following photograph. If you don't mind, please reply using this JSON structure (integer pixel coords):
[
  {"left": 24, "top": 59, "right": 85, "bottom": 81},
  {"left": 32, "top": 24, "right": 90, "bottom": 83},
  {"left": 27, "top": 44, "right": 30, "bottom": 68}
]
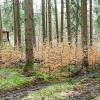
[{"left": 0, "top": 68, "right": 34, "bottom": 90}]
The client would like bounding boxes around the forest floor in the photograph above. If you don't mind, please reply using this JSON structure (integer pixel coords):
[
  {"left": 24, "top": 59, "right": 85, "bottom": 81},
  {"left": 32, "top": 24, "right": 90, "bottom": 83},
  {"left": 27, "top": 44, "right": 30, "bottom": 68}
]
[
  {"left": 22, "top": 74, "right": 100, "bottom": 100},
  {"left": 0, "top": 67, "right": 100, "bottom": 100}
]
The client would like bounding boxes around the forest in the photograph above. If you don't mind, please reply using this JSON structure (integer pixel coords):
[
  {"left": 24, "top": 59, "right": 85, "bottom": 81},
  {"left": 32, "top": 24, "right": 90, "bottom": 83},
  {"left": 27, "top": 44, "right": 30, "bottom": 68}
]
[{"left": 0, "top": 0, "right": 100, "bottom": 100}]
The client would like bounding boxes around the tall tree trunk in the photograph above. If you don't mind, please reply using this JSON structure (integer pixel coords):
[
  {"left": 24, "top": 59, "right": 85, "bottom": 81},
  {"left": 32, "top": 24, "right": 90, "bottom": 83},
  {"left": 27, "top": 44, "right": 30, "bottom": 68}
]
[
  {"left": 75, "top": 0, "right": 79, "bottom": 47},
  {"left": 45, "top": 0, "right": 48, "bottom": 38},
  {"left": 61, "top": 0, "right": 64, "bottom": 42},
  {"left": 48, "top": 0, "right": 52, "bottom": 43},
  {"left": 90, "top": 0, "right": 93, "bottom": 46},
  {"left": 54, "top": 0, "right": 59, "bottom": 43},
  {"left": 42, "top": 0, "right": 46, "bottom": 43},
  {"left": 0, "top": 6, "right": 2, "bottom": 44},
  {"left": 13, "top": 0, "right": 17, "bottom": 47},
  {"left": 32, "top": 6, "right": 36, "bottom": 47},
  {"left": 23, "top": 0, "right": 34, "bottom": 76},
  {"left": 66, "top": 0, "right": 72, "bottom": 45},
  {"left": 13, "top": 0, "right": 21, "bottom": 48},
  {"left": 81, "top": 0, "right": 89, "bottom": 68},
  {"left": 0, "top": 6, "right": 2, "bottom": 65}
]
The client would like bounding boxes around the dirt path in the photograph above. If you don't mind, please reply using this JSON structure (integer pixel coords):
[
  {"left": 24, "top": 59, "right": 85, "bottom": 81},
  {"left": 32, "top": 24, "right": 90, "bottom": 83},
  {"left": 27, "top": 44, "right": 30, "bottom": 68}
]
[
  {"left": 0, "top": 78, "right": 100, "bottom": 100},
  {"left": 0, "top": 84, "right": 46, "bottom": 100},
  {"left": 68, "top": 80, "right": 100, "bottom": 100},
  {"left": 0, "top": 79, "right": 67, "bottom": 100}
]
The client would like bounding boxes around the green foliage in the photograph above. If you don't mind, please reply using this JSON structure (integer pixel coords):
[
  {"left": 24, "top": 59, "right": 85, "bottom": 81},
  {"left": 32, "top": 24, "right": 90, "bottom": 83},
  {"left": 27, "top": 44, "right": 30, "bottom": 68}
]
[
  {"left": 71, "top": 0, "right": 79, "bottom": 33},
  {"left": 21, "top": 77, "right": 79, "bottom": 100},
  {"left": 97, "top": 15, "right": 100, "bottom": 26},
  {"left": 87, "top": 69, "right": 100, "bottom": 79},
  {"left": 61, "top": 65, "right": 81, "bottom": 74},
  {"left": 78, "top": 69, "right": 100, "bottom": 84},
  {"left": 23, "top": 72, "right": 100, "bottom": 100},
  {"left": 0, "top": 68, "right": 34, "bottom": 90},
  {"left": 2, "top": 0, "right": 13, "bottom": 31},
  {"left": 32, "top": 79, "right": 76, "bottom": 98},
  {"left": 33, "top": 71, "right": 49, "bottom": 81}
]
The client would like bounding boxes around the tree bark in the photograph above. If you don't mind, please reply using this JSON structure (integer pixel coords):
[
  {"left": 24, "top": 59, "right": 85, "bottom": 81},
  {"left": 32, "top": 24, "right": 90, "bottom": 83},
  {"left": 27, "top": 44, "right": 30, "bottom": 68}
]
[
  {"left": 0, "top": 6, "right": 2, "bottom": 44},
  {"left": 66, "top": 0, "right": 72, "bottom": 45},
  {"left": 48, "top": 0, "right": 52, "bottom": 43},
  {"left": 0, "top": 6, "right": 2, "bottom": 65},
  {"left": 42, "top": 0, "right": 46, "bottom": 42},
  {"left": 13, "top": 0, "right": 21, "bottom": 48},
  {"left": 23, "top": 0, "right": 34, "bottom": 76},
  {"left": 54, "top": 0, "right": 59, "bottom": 43},
  {"left": 81, "top": 0, "right": 89, "bottom": 68},
  {"left": 45, "top": 0, "right": 48, "bottom": 38},
  {"left": 32, "top": 6, "right": 36, "bottom": 47},
  {"left": 61, "top": 0, "right": 64, "bottom": 42},
  {"left": 75, "top": 0, "right": 79, "bottom": 47},
  {"left": 90, "top": 0, "right": 93, "bottom": 46}
]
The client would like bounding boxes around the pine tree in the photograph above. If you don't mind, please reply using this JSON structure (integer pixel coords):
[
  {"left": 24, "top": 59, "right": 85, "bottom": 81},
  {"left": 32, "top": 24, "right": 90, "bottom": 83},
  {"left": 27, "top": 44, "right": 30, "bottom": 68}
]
[
  {"left": 66, "top": 0, "right": 72, "bottom": 45},
  {"left": 23, "top": 0, "right": 34, "bottom": 76},
  {"left": 81, "top": 0, "right": 89, "bottom": 68},
  {"left": 0, "top": 5, "right": 2, "bottom": 65},
  {"left": 42, "top": 0, "right": 46, "bottom": 42},
  {"left": 90, "top": 0, "right": 93, "bottom": 46},
  {"left": 13, "top": 0, "right": 21, "bottom": 48},
  {"left": 61, "top": 0, "right": 64, "bottom": 42},
  {"left": 0, "top": 6, "right": 2, "bottom": 45},
  {"left": 48, "top": 0, "right": 52, "bottom": 43},
  {"left": 54, "top": 0, "right": 59, "bottom": 43}
]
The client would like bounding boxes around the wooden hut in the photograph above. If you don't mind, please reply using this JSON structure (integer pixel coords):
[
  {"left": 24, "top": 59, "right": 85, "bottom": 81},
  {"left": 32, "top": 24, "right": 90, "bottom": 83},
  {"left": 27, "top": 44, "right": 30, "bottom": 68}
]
[{"left": 2, "top": 31, "right": 10, "bottom": 45}]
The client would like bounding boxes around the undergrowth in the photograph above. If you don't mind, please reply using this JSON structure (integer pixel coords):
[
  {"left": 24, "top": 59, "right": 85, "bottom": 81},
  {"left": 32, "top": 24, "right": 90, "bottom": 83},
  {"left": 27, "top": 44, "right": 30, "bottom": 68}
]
[{"left": 0, "top": 68, "right": 34, "bottom": 90}]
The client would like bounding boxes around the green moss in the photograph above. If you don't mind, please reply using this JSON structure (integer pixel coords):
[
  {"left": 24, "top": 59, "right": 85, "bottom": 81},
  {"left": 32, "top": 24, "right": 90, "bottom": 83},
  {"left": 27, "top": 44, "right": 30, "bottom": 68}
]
[
  {"left": 32, "top": 71, "right": 49, "bottom": 81},
  {"left": 0, "top": 68, "right": 34, "bottom": 90},
  {"left": 22, "top": 71, "right": 100, "bottom": 100},
  {"left": 22, "top": 77, "right": 78, "bottom": 99}
]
